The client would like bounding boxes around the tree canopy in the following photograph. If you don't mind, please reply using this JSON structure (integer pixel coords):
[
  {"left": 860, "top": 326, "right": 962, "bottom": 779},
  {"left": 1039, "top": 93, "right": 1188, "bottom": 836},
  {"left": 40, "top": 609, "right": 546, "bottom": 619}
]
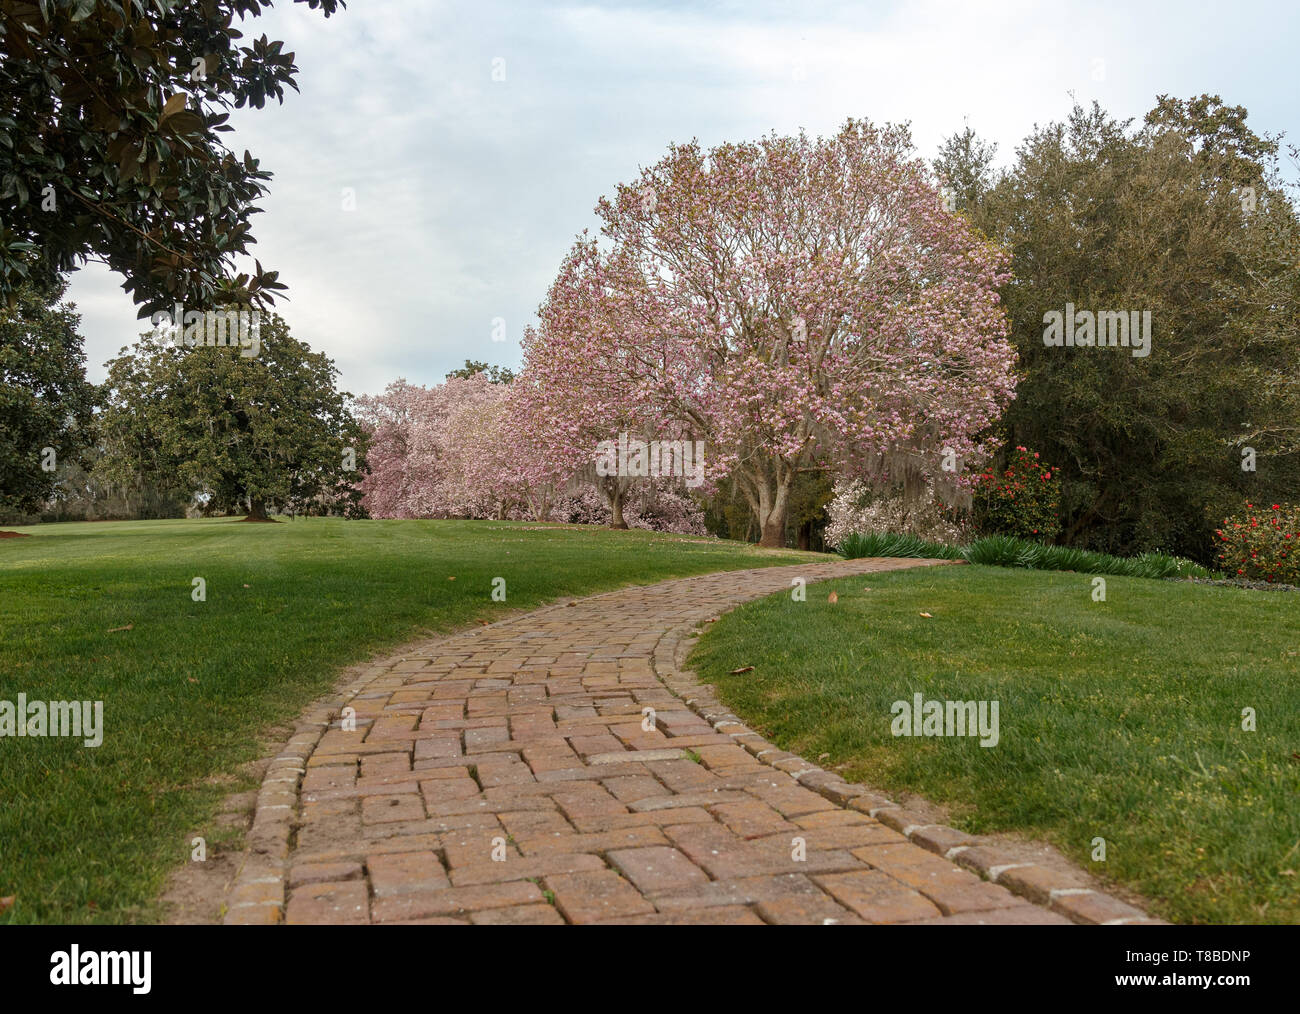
[
  {"left": 99, "top": 313, "right": 367, "bottom": 518},
  {"left": 945, "top": 96, "right": 1300, "bottom": 558},
  {"left": 0, "top": 0, "right": 343, "bottom": 317},
  {"left": 0, "top": 278, "right": 96, "bottom": 516},
  {"left": 521, "top": 120, "right": 1018, "bottom": 545}
]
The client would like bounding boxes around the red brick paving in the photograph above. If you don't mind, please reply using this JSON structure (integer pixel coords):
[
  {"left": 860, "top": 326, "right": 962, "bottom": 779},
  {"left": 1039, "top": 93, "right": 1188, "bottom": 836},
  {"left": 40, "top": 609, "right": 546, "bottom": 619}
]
[{"left": 224, "top": 558, "right": 1153, "bottom": 926}]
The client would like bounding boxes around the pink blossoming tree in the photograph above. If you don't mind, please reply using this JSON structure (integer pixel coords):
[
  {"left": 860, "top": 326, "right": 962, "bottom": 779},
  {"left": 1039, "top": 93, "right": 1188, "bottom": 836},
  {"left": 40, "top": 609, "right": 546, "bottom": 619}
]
[
  {"left": 356, "top": 373, "right": 578, "bottom": 523},
  {"left": 515, "top": 243, "right": 704, "bottom": 528},
  {"left": 353, "top": 379, "right": 438, "bottom": 519},
  {"left": 528, "top": 119, "right": 1018, "bottom": 546}
]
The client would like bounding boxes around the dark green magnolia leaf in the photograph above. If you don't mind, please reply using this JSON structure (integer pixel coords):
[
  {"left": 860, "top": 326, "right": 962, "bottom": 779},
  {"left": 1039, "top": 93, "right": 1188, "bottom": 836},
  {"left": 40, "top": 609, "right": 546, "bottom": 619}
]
[
  {"left": 1, "top": 0, "right": 344, "bottom": 313},
  {"left": 119, "top": 144, "right": 141, "bottom": 182}
]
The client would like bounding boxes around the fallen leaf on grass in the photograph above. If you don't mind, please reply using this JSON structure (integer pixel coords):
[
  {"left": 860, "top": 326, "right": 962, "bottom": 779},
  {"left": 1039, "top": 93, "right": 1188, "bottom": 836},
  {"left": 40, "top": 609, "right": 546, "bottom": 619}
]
[
  {"left": 447, "top": 576, "right": 456, "bottom": 581},
  {"left": 729, "top": 666, "right": 754, "bottom": 674},
  {"left": 827, "top": 591, "right": 838, "bottom": 604},
  {"left": 0, "top": 896, "right": 13, "bottom": 914},
  {"left": 1281, "top": 870, "right": 1296, "bottom": 877},
  {"left": 188, "top": 678, "right": 198, "bottom": 684},
  {"left": 476, "top": 619, "right": 490, "bottom": 626},
  {"left": 706, "top": 617, "right": 720, "bottom": 623},
  {"left": 919, "top": 612, "right": 933, "bottom": 618},
  {"left": 107, "top": 623, "right": 133, "bottom": 633},
  {"left": 243, "top": 583, "right": 250, "bottom": 588}
]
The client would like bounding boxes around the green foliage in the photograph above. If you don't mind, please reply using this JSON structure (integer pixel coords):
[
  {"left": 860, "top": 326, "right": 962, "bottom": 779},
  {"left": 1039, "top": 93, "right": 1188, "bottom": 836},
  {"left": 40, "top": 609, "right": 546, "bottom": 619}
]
[
  {"left": 835, "top": 528, "right": 1209, "bottom": 579},
  {"left": 963, "top": 534, "right": 1210, "bottom": 579},
  {"left": 11, "top": 446, "right": 186, "bottom": 524},
  {"left": 0, "top": 279, "right": 95, "bottom": 516},
  {"left": 972, "top": 445, "right": 1061, "bottom": 540},
  {"left": 954, "top": 96, "right": 1300, "bottom": 560},
  {"left": 784, "top": 468, "right": 834, "bottom": 550},
  {"left": 1214, "top": 502, "right": 1300, "bottom": 584},
  {"left": 701, "top": 473, "right": 757, "bottom": 542},
  {"left": 445, "top": 359, "right": 515, "bottom": 385},
  {"left": 98, "top": 314, "right": 367, "bottom": 518},
  {"left": 836, "top": 530, "right": 963, "bottom": 560},
  {"left": 0, "top": 0, "right": 343, "bottom": 316},
  {"left": 933, "top": 123, "right": 997, "bottom": 213}
]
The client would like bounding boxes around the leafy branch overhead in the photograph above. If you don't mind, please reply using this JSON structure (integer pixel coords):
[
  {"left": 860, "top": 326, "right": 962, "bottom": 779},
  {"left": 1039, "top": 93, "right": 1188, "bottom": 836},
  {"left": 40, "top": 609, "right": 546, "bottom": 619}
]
[{"left": 0, "top": 0, "right": 344, "bottom": 317}]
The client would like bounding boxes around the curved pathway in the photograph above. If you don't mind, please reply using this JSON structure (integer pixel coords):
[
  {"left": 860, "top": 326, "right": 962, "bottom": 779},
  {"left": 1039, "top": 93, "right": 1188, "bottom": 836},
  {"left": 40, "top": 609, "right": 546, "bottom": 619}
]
[{"left": 223, "top": 558, "right": 1158, "bottom": 926}]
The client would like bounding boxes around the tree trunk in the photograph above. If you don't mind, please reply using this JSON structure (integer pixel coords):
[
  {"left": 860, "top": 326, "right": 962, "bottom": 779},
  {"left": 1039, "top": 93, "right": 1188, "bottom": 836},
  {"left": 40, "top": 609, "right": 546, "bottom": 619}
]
[
  {"left": 736, "top": 459, "right": 792, "bottom": 548},
  {"left": 755, "top": 476, "right": 790, "bottom": 548},
  {"left": 609, "top": 488, "right": 628, "bottom": 529},
  {"left": 246, "top": 496, "right": 269, "bottom": 521},
  {"left": 797, "top": 521, "right": 811, "bottom": 551},
  {"left": 758, "top": 512, "right": 785, "bottom": 547},
  {"left": 599, "top": 475, "right": 629, "bottom": 529}
]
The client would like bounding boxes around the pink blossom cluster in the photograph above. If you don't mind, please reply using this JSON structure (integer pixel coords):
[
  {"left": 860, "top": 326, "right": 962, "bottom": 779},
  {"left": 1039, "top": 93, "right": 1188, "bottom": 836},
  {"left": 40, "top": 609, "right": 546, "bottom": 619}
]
[
  {"left": 355, "top": 374, "right": 563, "bottom": 521},
  {"left": 355, "top": 373, "right": 707, "bottom": 532}
]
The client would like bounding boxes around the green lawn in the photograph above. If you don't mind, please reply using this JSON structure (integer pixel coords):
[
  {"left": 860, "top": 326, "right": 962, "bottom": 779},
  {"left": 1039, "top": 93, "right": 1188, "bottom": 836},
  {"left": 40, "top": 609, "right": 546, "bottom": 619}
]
[
  {"left": 0, "top": 517, "right": 814, "bottom": 924},
  {"left": 689, "top": 564, "right": 1300, "bottom": 925}
]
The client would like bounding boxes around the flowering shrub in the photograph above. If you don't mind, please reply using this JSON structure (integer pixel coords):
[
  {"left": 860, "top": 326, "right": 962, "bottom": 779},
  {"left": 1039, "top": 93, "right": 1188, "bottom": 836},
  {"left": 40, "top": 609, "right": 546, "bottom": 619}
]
[
  {"left": 550, "top": 486, "right": 610, "bottom": 526},
  {"left": 552, "top": 482, "right": 708, "bottom": 536},
  {"left": 825, "top": 479, "right": 969, "bottom": 549},
  {"left": 1214, "top": 503, "right": 1300, "bottom": 584},
  {"left": 627, "top": 485, "right": 709, "bottom": 535},
  {"left": 972, "top": 446, "right": 1060, "bottom": 541}
]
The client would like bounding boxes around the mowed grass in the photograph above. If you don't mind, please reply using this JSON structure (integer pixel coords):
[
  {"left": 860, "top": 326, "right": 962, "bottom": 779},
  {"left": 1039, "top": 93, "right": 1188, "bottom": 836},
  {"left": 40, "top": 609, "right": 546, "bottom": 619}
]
[
  {"left": 0, "top": 517, "right": 814, "bottom": 924},
  {"left": 689, "top": 564, "right": 1300, "bottom": 925}
]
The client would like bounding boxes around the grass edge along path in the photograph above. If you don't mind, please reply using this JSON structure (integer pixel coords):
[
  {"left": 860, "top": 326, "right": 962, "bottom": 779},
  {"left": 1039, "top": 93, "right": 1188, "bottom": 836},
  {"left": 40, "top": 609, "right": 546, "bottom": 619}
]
[{"left": 689, "top": 564, "right": 1300, "bottom": 925}]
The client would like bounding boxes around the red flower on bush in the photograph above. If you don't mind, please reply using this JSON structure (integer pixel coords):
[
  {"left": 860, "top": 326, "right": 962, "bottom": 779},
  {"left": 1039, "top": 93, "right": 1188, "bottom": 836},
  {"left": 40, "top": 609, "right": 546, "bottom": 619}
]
[
  {"left": 1216, "top": 502, "right": 1300, "bottom": 584},
  {"left": 973, "top": 446, "right": 1061, "bottom": 541}
]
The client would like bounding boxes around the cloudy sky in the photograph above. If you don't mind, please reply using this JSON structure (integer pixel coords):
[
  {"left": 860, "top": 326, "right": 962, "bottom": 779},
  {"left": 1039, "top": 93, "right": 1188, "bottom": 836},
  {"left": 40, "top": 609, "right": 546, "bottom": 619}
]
[{"left": 66, "top": 0, "right": 1300, "bottom": 398}]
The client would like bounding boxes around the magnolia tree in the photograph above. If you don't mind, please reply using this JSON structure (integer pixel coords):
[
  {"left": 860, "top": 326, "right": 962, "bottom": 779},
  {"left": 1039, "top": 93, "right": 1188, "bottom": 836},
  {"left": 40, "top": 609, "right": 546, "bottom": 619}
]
[
  {"left": 529, "top": 119, "right": 1018, "bottom": 546},
  {"left": 407, "top": 375, "right": 505, "bottom": 518},
  {"left": 353, "top": 379, "right": 435, "bottom": 519},
  {"left": 355, "top": 374, "right": 567, "bottom": 522},
  {"left": 515, "top": 247, "right": 704, "bottom": 528},
  {"left": 436, "top": 378, "right": 567, "bottom": 521}
]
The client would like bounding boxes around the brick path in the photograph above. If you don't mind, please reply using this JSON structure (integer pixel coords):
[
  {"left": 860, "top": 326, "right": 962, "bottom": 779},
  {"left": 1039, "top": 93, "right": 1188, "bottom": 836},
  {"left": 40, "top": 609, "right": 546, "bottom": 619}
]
[{"left": 224, "top": 558, "right": 1158, "bottom": 925}]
